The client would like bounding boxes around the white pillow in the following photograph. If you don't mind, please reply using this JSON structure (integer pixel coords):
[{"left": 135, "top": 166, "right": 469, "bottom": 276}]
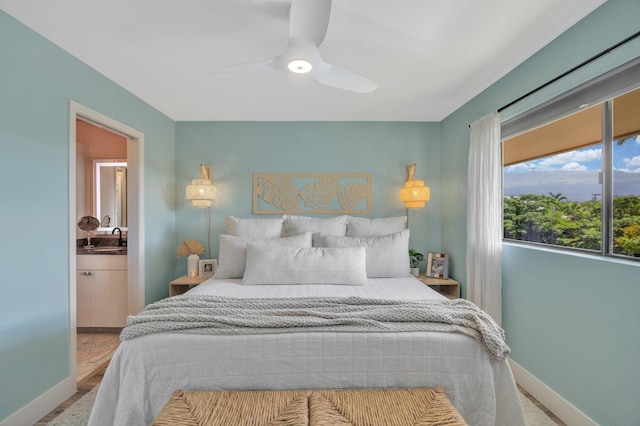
[
  {"left": 243, "top": 245, "right": 367, "bottom": 286},
  {"left": 224, "top": 216, "right": 284, "bottom": 238},
  {"left": 213, "top": 232, "right": 312, "bottom": 279},
  {"left": 313, "top": 229, "right": 410, "bottom": 278},
  {"left": 346, "top": 216, "right": 407, "bottom": 237},
  {"left": 283, "top": 215, "right": 348, "bottom": 236}
]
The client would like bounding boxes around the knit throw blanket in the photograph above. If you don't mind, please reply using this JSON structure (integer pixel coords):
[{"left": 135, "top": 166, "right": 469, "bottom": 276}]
[{"left": 121, "top": 296, "right": 510, "bottom": 362}]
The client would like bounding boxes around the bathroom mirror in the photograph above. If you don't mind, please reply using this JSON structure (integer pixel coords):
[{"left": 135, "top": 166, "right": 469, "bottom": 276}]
[{"left": 94, "top": 160, "right": 127, "bottom": 231}]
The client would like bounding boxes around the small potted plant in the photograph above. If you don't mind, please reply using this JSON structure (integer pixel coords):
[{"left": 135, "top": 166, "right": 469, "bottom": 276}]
[{"left": 409, "top": 248, "right": 424, "bottom": 277}]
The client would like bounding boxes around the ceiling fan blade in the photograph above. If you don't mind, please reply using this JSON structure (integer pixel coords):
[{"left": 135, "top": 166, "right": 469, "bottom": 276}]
[
  {"left": 289, "top": 0, "right": 332, "bottom": 45},
  {"left": 313, "top": 63, "right": 379, "bottom": 93},
  {"left": 208, "top": 61, "right": 274, "bottom": 78},
  {"left": 207, "top": 0, "right": 378, "bottom": 95}
]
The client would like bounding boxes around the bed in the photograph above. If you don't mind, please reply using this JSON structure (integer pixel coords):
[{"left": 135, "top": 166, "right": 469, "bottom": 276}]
[{"left": 88, "top": 216, "right": 525, "bottom": 425}]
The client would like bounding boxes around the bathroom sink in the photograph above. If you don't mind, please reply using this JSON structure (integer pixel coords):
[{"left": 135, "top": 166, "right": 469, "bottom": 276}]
[{"left": 89, "top": 247, "right": 126, "bottom": 253}]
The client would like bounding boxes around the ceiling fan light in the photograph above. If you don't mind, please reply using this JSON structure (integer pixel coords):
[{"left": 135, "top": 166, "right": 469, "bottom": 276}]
[{"left": 288, "top": 59, "right": 312, "bottom": 74}]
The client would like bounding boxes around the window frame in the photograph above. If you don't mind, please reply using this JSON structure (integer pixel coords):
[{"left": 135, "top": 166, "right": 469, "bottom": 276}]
[{"left": 501, "top": 57, "right": 640, "bottom": 261}]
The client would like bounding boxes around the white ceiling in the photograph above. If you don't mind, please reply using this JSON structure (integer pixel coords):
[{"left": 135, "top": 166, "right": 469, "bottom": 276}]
[{"left": 1, "top": 0, "right": 605, "bottom": 121}]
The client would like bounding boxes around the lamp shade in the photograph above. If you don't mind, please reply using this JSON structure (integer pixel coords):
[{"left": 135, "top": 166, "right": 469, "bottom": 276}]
[
  {"left": 186, "top": 178, "right": 216, "bottom": 207},
  {"left": 400, "top": 179, "right": 430, "bottom": 208}
]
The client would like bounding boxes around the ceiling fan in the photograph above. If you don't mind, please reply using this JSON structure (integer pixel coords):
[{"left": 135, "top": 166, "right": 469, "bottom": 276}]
[{"left": 210, "top": 0, "right": 379, "bottom": 93}]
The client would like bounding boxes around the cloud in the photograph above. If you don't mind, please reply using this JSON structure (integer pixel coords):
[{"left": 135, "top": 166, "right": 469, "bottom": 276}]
[
  {"left": 538, "top": 148, "right": 601, "bottom": 167},
  {"left": 622, "top": 155, "right": 640, "bottom": 167},
  {"left": 505, "top": 162, "right": 536, "bottom": 173},
  {"left": 561, "top": 162, "right": 588, "bottom": 171}
]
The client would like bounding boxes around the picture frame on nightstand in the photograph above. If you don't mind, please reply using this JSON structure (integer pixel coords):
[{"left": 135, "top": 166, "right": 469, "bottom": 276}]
[
  {"left": 198, "top": 259, "right": 217, "bottom": 277},
  {"left": 426, "top": 252, "right": 449, "bottom": 279}
]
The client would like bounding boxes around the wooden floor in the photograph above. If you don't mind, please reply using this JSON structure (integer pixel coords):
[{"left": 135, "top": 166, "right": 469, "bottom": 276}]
[
  {"left": 35, "top": 331, "right": 120, "bottom": 425},
  {"left": 35, "top": 332, "right": 564, "bottom": 425},
  {"left": 77, "top": 331, "right": 120, "bottom": 383}
]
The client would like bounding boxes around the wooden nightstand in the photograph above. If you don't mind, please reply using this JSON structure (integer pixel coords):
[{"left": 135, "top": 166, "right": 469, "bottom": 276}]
[
  {"left": 170, "top": 275, "right": 209, "bottom": 296},
  {"left": 416, "top": 275, "right": 461, "bottom": 299}
]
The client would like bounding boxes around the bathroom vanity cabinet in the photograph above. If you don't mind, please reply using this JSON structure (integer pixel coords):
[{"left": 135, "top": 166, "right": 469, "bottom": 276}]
[{"left": 77, "top": 254, "right": 127, "bottom": 328}]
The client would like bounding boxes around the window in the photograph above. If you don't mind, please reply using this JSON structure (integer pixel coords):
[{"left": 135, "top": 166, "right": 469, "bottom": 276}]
[{"left": 502, "top": 61, "right": 640, "bottom": 260}]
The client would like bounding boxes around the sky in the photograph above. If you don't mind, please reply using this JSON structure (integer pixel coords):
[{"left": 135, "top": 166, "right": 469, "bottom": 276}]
[{"left": 505, "top": 135, "right": 640, "bottom": 174}]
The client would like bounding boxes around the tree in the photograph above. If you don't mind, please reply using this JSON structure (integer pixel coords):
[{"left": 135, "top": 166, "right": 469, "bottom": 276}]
[
  {"left": 549, "top": 192, "right": 568, "bottom": 202},
  {"left": 615, "top": 224, "right": 640, "bottom": 257},
  {"left": 503, "top": 193, "right": 611, "bottom": 252}
]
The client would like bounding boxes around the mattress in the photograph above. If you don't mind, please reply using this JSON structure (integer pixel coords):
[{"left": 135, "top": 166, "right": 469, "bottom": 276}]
[{"left": 88, "top": 277, "right": 524, "bottom": 425}]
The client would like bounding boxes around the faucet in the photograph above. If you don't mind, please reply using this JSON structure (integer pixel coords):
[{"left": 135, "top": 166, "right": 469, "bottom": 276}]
[{"left": 112, "top": 227, "right": 124, "bottom": 246}]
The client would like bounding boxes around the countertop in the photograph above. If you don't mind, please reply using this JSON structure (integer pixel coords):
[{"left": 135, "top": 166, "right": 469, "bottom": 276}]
[
  {"left": 77, "top": 236, "right": 127, "bottom": 255},
  {"left": 77, "top": 246, "right": 127, "bottom": 255}
]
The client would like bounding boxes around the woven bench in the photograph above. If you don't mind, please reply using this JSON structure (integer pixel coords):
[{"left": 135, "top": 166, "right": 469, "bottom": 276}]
[{"left": 152, "top": 386, "right": 468, "bottom": 425}]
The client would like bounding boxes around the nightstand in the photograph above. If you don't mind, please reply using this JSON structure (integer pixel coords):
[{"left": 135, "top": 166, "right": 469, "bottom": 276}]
[
  {"left": 416, "top": 275, "right": 460, "bottom": 299},
  {"left": 170, "top": 275, "right": 209, "bottom": 296}
]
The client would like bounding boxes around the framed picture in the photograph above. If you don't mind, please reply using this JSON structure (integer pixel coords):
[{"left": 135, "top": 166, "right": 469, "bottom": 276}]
[
  {"left": 426, "top": 252, "right": 449, "bottom": 279},
  {"left": 198, "top": 259, "right": 217, "bottom": 277}
]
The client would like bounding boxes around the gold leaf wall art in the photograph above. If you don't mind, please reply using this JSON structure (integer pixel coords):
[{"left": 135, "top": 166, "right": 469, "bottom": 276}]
[
  {"left": 254, "top": 173, "right": 371, "bottom": 214},
  {"left": 337, "top": 183, "right": 368, "bottom": 210},
  {"left": 300, "top": 176, "right": 339, "bottom": 209},
  {"left": 255, "top": 175, "right": 301, "bottom": 212}
]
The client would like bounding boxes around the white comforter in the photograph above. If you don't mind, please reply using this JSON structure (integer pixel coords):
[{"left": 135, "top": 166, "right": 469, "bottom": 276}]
[{"left": 89, "top": 277, "right": 525, "bottom": 425}]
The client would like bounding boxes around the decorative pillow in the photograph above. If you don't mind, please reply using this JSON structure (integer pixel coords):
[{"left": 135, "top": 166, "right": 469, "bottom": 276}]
[
  {"left": 283, "top": 215, "right": 348, "bottom": 236},
  {"left": 243, "top": 245, "right": 367, "bottom": 286},
  {"left": 213, "top": 232, "right": 312, "bottom": 279},
  {"left": 313, "top": 229, "right": 410, "bottom": 278},
  {"left": 346, "top": 216, "right": 407, "bottom": 237},
  {"left": 224, "top": 216, "right": 284, "bottom": 238}
]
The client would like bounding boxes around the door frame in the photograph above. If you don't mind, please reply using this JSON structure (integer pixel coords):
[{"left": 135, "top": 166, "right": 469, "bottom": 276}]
[{"left": 68, "top": 100, "right": 145, "bottom": 384}]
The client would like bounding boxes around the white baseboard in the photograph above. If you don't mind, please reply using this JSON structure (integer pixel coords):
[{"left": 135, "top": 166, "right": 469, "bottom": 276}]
[
  {"left": 0, "top": 376, "right": 75, "bottom": 426},
  {"left": 509, "top": 359, "right": 598, "bottom": 426}
]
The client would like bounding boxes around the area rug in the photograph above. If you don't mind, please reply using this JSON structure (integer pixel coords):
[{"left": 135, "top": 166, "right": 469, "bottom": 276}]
[
  {"left": 48, "top": 386, "right": 559, "bottom": 425},
  {"left": 153, "top": 387, "right": 467, "bottom": 425},
  {"left": 47, "top": 386, "right": 99, "bottom": 426},
  {"left": 519, "top": 391, "right": 560, "bottom": 425}
]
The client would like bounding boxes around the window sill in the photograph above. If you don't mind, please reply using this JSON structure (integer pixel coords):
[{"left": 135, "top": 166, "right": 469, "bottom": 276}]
[{"left": 502, "top": 240, "right": 640, "bottom": 267}]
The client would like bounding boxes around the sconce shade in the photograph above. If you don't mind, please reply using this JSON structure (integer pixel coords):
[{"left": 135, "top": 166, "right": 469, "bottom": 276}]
[
  {"left": 400, "top": 163, "right": 430, "bottom": 209},
  {"left": 186, "top": 165, "right": 216, "bottom": 207},
  {"left": 400, "top": 180, "right": 430, "bottom": 208},
  {"left": 186, "top": 179, "right": 216, "bottom": 207}
]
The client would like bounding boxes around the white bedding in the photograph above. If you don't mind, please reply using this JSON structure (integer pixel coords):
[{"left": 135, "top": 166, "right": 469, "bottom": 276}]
[
  {"left": 188, "top": 276, "right": 448, "bottom": 299},
  {"left": 89, "top": 277, "right": 524, "bottom": 425}
]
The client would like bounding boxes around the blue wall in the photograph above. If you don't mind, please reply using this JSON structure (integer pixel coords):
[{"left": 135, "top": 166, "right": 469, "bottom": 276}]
[
  {"left": 441, "top": 1, "right": 640, "bottom": 424},
  {"left": 3, "top": 0, "right": 640, "bottom": 424},
  {"left": 502, "top": 244, "right": 640, "bottom": 423},
  {"left": 174, "top": 121, "right": 441, "bottom": 277},
  {"left": 0, "top": 11, "right": 176, "bottom": 421}
]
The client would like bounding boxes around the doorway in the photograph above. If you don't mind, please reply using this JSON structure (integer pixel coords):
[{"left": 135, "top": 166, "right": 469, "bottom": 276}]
[{"left": 68, "top": 101, "right": 145, "bottom": 386}]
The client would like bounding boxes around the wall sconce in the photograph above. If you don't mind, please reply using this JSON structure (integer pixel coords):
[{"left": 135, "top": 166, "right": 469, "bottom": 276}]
[
  {"left": 186, "top": 164, "right": 216, "bottom": 207},
  {"left": 186, "top": 164, "right": 216, "bottom": 258},
  {"left": 400, "top": 164, "right": 430, "bottom": 208}
]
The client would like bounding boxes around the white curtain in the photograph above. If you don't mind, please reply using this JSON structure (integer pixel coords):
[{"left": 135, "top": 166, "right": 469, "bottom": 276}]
[{"left": 467, "top": 111, "right": 502, "bottom": 325}]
